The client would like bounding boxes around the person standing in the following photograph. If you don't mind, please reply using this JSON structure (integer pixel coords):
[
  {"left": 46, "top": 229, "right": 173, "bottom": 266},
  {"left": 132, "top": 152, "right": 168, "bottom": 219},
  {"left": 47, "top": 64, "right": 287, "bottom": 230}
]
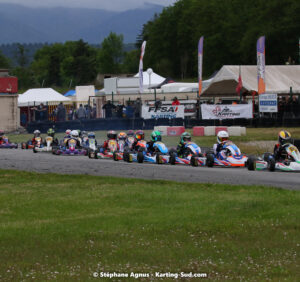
[
  {"left": 172, "top": 97, "right": 180, "bottom": 106},
  {"left": 102, "top": 100, "right": 116, "bottom": 118},
  {"left": 77, "top": 104, "right": 86, "bottom": 120}
]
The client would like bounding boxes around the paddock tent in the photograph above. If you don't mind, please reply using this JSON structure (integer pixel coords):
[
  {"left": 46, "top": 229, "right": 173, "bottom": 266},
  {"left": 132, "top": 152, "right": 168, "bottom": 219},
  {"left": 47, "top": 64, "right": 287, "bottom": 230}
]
[
  {"left": 18, "top": 88, "right": 70, "bottom": 107},
  {"left": 202, "top": 65, "right": 300, "bottom": 96},
  {"left": 134, "top": 71, "right": 165, "bottom": 88}
]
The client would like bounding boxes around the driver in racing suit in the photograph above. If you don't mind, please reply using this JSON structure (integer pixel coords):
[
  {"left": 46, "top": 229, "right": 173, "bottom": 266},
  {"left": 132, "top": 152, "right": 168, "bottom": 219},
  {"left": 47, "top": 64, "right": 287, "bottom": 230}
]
[
  {"left": 273, "top": 130, "right": 292, "bottom": 161},
  {"left": 100, "top": 130, "right": 119, "bottom": 152},
  {"left": 213, "top": 131, "right": 230, "bottom": 156},
  {"left": 131, "top": 130, "right": 145, "bottom": 152},
  {"left": 147, "top": 131, "right": 162, "bottom": 154},
  {"left": 45, "top": 128, "right": 59, "bottom": 146},
  {"left": 177, "top": 132, "right": 192, "bottom": 157},
  {"left": 31, "top": 130, "right": 43, "bottom": 145}
]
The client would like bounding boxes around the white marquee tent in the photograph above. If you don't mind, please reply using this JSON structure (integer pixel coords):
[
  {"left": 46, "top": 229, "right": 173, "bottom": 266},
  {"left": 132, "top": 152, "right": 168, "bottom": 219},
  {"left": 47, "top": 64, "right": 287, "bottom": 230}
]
[
  {"left": 202, "top": 65, "right": 300, "bottom": 96},
  {"left": 134, "top": 71, "right": 165, "bottom": 88},
  {"left": 18, "top": 88, "right": 70, "bottom": 107}
]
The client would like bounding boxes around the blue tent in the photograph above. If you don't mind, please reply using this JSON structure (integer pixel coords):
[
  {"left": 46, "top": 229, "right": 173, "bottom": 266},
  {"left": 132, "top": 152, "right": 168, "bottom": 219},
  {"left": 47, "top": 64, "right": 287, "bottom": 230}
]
[{"left": 64, "top": 90, "right": 76, "bottom": 97}]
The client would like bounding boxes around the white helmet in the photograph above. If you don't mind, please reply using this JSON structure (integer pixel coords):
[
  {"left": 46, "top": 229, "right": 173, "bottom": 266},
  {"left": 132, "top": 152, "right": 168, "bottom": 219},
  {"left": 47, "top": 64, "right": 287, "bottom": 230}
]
[
  {"left": 34, "top": 130, "right": 41, "bottom": 137},
  {"left": 71, "top": 130, "right": 79, "bottom": 138},
  {"left": 66, "top": 129, "right": 71, "bottom": 135},
  {"left": 217, "top": 130, "right": 229, "bottom": 144}
]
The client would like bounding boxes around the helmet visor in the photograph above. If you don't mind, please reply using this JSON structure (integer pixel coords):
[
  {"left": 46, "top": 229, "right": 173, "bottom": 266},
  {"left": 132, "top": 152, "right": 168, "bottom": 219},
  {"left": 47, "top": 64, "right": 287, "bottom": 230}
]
[
  {"left": 183, "top": 136, "right": 191, "bottom": 142},
  {"left": 220, "top": 137, "right": 228, "bottom": 142}
]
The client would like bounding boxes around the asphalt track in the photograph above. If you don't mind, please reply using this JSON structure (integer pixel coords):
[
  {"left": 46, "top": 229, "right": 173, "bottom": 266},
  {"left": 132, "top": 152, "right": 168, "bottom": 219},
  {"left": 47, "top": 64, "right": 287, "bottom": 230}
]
[{"left": 0, "top": 149, "right": 299, "bottom": 190}]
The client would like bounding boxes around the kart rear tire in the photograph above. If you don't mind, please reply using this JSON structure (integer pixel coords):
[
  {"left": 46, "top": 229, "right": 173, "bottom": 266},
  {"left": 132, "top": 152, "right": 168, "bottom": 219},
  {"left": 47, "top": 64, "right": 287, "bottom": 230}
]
[
  {"left": 21, "top": 142, "right": 25, "bottom": 149},
  {"left": 268, "top": 157, "right": 275, "bottom": 172},
  {"left": 137, "top": 152, "right": 144, "bottom": 163},
  {"left": 169, "top": 153, "right": 176, "bottom": 165},
  {"left": 123, "top": 152, "right": 128, "bottom": 162},
  {"left": 191, "top": 155, "right": 198, "bottom": 167},
  {"left": 113, "top": 152, "right": 119, "bottom": 161},
  {"left": 206, "top": 154, "right": 214, "bottom": 167},
  {"left": 247, "top": 156, "right": 256, "bottom": 171},
  {"left": 89, "top": 150, "right": 95, "bottom": 159},
  {"left": 33, "top": 147, "right": 38, "bottom": 153},
  {"left": 52, "top": 149, "right": 56, "bottom": 155}
]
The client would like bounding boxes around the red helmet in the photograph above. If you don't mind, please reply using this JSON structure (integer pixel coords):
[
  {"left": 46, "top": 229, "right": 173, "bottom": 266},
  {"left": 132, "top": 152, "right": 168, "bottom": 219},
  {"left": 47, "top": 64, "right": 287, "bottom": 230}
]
[
  {"left": 135, "top": 130, "right": 144, "bottom": 141},
  {"left": 107, "top": 130, "right": 117, "bottom": 139}
]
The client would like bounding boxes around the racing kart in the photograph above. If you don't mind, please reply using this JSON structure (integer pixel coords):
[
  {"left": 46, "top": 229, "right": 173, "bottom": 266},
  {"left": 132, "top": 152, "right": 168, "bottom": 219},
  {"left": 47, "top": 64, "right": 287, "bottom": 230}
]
[
  {"left": 113, "top": 137, "right": 140, "bottom": 161},
  {"left": 52, "top": 138, "right": 87, "bottom": 156},
  {"left": 122, "top": 140, "right": 148, "bottom": 163},
  {"left": 21, "top": 137, "right": 40, "bottom": 149},
  {"left": 206, "top": 141, "right": 247, "bottom": 167},
  {"left": 33, "top": 136, "right": 54, "bottom": 153},
  {"left": 167, "top": 142, "right": 208, "bottom": 167},
  {"left": 247, "top": 143, "right": 300, "bottom": 172},
  {"left": 0, "top": 136, "right": 18, "bottom": 149},
  {"left": 89, "top": 139, "right": 118, "bottom": 159}
]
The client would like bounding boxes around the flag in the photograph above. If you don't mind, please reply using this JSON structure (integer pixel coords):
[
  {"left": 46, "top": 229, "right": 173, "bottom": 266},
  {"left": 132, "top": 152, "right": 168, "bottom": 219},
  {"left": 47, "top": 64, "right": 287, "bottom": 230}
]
[
  {"left": 139, "top": 41, "right": 146, "bottom": 94},
  {"left": 198, "top": 36, "right": 204, "bottom": 96},
  {"left": 257, "top": 36, "right": 266, "bottom": 94},
  {"left": 236, "top": 65, "right": 243, "bottom": 95}
]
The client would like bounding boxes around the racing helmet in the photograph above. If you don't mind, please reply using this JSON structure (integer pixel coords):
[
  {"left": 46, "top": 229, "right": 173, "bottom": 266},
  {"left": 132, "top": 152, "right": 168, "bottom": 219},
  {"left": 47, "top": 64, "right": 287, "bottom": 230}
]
[
  {"left": 217, "top": 131, "right": 229, "bottom": 144},
  {"left": 88, "top": 132, "right": 95, "bottom": 139},
  {"left": 180, "top": 132, "right": 191, "bottom": 143},
  {"left": 135, "top": 130, "right": 144, "bottom": 141},
  {"left": 0, "top": 130, "right": 4, "bottom": 137},
  {"left": 34, "top": 130, "right": 41, "bottom": 137},
  {"left": 127, "top": 130, "right": 134, "bottom": 137},
  {"left": 107, "top": 130, "right": 117, "bottom": 140},
  {"left": 278, "top": 130, "right": 292, "bottom": 145},
  {"left": 66, "top": 129, "right": 71, "bottom": 136},
  {"left": 118, "top": 132, "right": 127, "bottom": 141},
  {"left": 81, "top": 131, "right": 88, "bottom": 137},
  {"left": 151, "top": 130, "right": 162, "bottom": 142},
  {"left": 47, "top": 128, "right": 55, "bottom": 137},
  {"left": 77, "top": 130, "right": 81, "bottom": 137},
  {"left": 71, "top": 130, "right": 79, "bottom": 138}
]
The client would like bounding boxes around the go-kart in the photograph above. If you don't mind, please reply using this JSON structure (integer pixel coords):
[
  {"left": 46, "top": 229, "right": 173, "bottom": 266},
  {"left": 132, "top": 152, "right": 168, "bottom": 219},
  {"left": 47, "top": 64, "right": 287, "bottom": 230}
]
[
  {"left": 167, "top": 142, "right": 208, "bottom": 167},
  {"left": 122, "top": 140, "right": 148, "bottom": 163},
  {"left": 53, "top": 138, "right": 87, "bottom": 155},
  {"left": 33, "top": 136, "right": 54, "bottom": 153},
  {"left": 89, "top": 139, "right": 118, "bottom": 159},
  {"left": 113, "top": 137, "right": 140, "bottom": 161},
  {"left": 0, "top": 136, "right": 18, "bottom": 149},
  {"left": 206, "top": 141, "right": 247, "bottom": 167},
  {"left": 124, "top": 141, "right": 170, "bottom": 164},
  {"left": 21, "top": 137, "right": 41, "bottom": 149},
  {"left": 247, "top": 143, "right": 300, "bottom": 172}
]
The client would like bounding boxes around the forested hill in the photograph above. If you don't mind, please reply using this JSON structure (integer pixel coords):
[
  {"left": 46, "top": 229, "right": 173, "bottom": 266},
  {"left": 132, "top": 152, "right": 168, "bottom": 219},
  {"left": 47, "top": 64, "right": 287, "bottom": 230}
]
[
  {"left": 139, "top": 0, "right": 300, "bottom": 78},
  {"left": 0, "top": 3, "right": 164, "bottom": 44}
]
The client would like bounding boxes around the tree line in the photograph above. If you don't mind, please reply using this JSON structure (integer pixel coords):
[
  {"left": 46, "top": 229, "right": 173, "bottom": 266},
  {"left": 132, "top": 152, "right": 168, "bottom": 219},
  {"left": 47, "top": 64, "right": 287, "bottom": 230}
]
[
  {"left": 138, "top": 0, "right": 300, "bottom": 79},
  {"left": 0, "top": 34, "right": 139, "bottom": 90}
]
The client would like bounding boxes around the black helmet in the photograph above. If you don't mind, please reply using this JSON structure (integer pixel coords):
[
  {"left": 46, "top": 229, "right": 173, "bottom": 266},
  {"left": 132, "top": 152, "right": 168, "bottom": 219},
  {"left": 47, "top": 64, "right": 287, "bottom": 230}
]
[{"left": 107, "top": 130, "right": 117, "bottom": 139}]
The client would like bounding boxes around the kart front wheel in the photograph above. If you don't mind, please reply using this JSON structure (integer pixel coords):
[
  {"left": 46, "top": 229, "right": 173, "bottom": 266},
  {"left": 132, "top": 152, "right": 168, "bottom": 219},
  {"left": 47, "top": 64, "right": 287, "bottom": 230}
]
[
  {"left": 113, "top": 152, "right": 119, "bottom": 161},
  {"left": 247, "top": 156, "right": 256, "bottom": 171},
  {"left": 33, "top": 147, "right": 38, "bottom": 153},
  {"left": 137, "top": 152, "right": 144, "bottom": 163},
  {"left": 268, "top": 158, "right": 275, "bottom": 172},
  {"left": 206, "top": 154, "right": 214, "bottom": 167},
  {"left": 169, "top": 153, "right": 176, "bottom": 165},
  {"left": 191, "top": 156, "right": 198, "bottom": 167}
]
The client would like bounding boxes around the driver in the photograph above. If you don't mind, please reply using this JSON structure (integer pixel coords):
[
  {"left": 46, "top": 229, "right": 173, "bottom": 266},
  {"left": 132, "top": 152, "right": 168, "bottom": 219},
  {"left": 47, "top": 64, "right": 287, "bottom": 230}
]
[
  {"left": 131, "top": 130, "right": 145, "bottom": 151},
  {"left": 177, "top": 132, "right": 192, "bottom": 157},
  {"left": 101, "top": 130, "right": 119, "bottom": 152},
  {"left": 273, "top": 130, "right": 292, "bottom": 161},
  {"left": 0, "top": 130, "right": 6, "bottom": 144},
  {"left": 147, "top": 131, "right": 162, "bottom": 154},
  {"left": 213, "top": 131, "right": 230, "bottom": 156},
  {"left": 65, "top": 130, "right": 81, "bottom": 148},
  {"left": 31, "top": 130, "right": 42, "bottom": 145},
  {"left": 45, "top": 128, "right": 59, "bottom": 146}
]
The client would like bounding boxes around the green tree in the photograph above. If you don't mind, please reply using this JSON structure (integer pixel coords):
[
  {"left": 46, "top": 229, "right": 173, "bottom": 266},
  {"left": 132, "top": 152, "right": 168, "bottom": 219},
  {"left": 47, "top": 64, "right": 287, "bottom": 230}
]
[
  {"left": 97, "top": 32, "right": 124, "bottom": 73},
  {"left": 0, "top": 50, "right": 11, "bottom": 68}
]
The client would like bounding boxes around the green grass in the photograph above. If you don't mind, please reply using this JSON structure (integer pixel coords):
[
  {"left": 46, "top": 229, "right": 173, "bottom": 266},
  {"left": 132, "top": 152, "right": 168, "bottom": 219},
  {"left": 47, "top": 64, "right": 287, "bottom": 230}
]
[
  {"left": 0, "top": 170, "right": 299, "bottom": 281},
  {"left": 8, "top": 127, "right": 300, "bottom": 155}
]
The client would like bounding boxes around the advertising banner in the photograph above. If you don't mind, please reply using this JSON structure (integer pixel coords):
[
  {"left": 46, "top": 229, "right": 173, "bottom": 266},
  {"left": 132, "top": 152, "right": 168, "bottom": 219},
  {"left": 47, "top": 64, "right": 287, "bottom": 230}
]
[
  {"left": 198, "top": 36, "right": 204, "bottom": 96},
  {"left": 257, "top": 36, "right": 266, "bottom": 94},
  {"left": 201, "top": 104, "right": 253, "bottom": 119},
  {"left": 142, "top": 105, "right": 184, "bottom": 119},
  {"left": 259, "top": 93, "right": 278, "bottom": 112}
]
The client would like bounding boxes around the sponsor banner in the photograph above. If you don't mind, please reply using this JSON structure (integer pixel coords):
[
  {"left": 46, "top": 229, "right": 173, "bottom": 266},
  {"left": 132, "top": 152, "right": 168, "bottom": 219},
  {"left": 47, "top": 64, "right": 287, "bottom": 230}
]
[
  {"left": 201, "top": 104, "right": 253, "bottom": 120},
  {"left": 259, "top": 93, "right": 278, "bottom": 112},
  {"left": 257, "top": 36, "right": 266, "bottom": 94},
  {"left": 142, "top": 105, "right": 184, "bottom": 119},
  {"left": 198, "top": 36, "right": 204, "bottom": 95}
]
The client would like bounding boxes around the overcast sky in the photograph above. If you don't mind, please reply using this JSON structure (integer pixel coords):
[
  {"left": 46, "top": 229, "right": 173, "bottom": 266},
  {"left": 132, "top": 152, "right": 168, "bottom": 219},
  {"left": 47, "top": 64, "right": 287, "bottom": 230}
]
[{"left": 0, "top": 0, "right": 177, "bottom": 11}]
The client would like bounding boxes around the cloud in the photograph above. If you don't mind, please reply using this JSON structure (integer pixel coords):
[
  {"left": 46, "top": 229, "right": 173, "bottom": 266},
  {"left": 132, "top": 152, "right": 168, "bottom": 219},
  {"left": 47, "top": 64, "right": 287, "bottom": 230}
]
[{"left": 0, "top": 0, "right": 176, "bottom": 11}]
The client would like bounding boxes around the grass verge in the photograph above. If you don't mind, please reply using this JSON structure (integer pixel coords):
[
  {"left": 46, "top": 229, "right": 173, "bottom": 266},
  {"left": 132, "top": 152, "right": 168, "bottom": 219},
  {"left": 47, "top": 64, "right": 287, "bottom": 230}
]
[{"left": 0, "top": 170, "right": 299, "bottom": 281}]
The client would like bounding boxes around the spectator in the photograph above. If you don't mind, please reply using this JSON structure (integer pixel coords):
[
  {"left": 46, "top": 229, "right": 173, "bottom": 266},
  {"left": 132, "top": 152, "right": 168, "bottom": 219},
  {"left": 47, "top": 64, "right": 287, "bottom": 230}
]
[
  {"left": 134, "top": 98, "right": 142, "bottom": 118},
  {"left": 56, "top": 102, "right": 66, "bottom": 122},
  {"left": 77, "top": 104, "right": 86, "bottom": 120},
  {"left": 85, "top": 104, "right": 91, "bottom": 119},
  {"left": 116, "top": 103, "right": 125, "bottom": 118},
  {"left": 68, "top": 106, "right": 75, "bottom": 120},
  {"left": 125, "top": 101, "right": 134, "bottom": 118},
  {"left": 102, "top": 100, "right": 116, "bottom": 118},
  {"left": 172, "top": 97, "right": 180, "bottom": 106},
  {"left": 216, "top": 99, "right": 223, "bottom": 105},
  {"left": 92, "top": 104, "right": 97, "bottom": 119},
  {"left": 240, "top": 96, "right": 248, "bottom": 104},
  {"left": 154, "top": 98, "right": 162, "bottom": 109},
  {"left": 290, "top": 95, "right": 299, "bottom": 118}
]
